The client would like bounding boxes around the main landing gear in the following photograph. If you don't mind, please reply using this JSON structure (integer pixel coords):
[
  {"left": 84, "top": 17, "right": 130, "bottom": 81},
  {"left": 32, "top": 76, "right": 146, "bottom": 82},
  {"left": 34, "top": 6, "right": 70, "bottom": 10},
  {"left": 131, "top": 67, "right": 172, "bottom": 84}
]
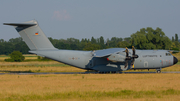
[{"left": 156, "top": 68, "right": 162, "bottom": 73}]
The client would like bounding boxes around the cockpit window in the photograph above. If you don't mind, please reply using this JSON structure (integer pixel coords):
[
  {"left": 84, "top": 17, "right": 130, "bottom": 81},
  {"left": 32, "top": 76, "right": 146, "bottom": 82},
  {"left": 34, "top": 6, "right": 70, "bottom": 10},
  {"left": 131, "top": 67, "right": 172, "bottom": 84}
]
[{"left": 166, "top": 53, "right": 171, "bottom": 56}]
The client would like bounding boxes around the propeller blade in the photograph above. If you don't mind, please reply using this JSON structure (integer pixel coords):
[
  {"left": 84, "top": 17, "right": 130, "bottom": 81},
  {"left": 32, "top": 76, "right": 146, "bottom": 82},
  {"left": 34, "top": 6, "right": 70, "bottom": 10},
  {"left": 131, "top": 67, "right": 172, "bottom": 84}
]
[
  {"left": 131, "top": 46, "right": 138, "bottom": 69},
  {"left": 132, "top": 46, "right": 138, "bottom": 58},
  {"left": 125, "top": 47, "right": 129, "bottom": 57},
  {"left": 131, "top": 59, "right": 135, "bottom": 68},
  {"left": 125, "top": 47, "right": 131, "bottom": 60},
  {"left": 125, "top": 60, "right": 128, "bottom": 68},
  {"left": 132, "top": 46, "right": 135, "bottom": 55}
]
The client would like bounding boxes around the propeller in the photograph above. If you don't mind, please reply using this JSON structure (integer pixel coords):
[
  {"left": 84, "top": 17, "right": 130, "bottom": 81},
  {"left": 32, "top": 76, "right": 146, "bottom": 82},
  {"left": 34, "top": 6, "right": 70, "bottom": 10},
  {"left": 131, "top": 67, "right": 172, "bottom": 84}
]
[
  {"left": 124, "top": 47, "right": 130, "bottom": 68},
  {"left": 131, "top": 46, "right": 138, "bottom": 68},
  {"left": 124, "top": 46, "right": 138, "bottom": 68}
]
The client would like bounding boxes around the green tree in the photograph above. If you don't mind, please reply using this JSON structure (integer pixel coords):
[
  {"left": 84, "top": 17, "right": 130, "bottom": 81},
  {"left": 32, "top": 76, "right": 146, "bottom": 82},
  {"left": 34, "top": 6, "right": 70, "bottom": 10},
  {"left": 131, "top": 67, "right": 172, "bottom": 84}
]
[
  {"left": 4, "top": 42, "right": 14, "bottom": 55},
  {"left": 105, "top": 38, "right": 110, "bottom": 48},
  {"left": 0, "top": 44, "right": 4, "bottom": 55},
  {"left": 9, "top": 37, "right": 23, "bottom": 43},
  {"left": 83, "top": 42, "right": 100, "bottom": 51},
  {"left": 107, "top": 37, "right": 123, "bottom": 48},
  {"left": 0, "top": 39, "right": 5, "bottom": 55},
  {"left": 84, "top": 38, "right": 88, "bottom": 43},
  {"left": 131, "top": 27, "right": 171, "bottom": 49},
  {"left": 172, "top": 36, "right": 175, "bottom": 42},
  {"left": 124, "top": 37, "right": 131, "bottom": 43},
  {"left": 175, "top": 33, "right": 178, "bottom": 42},
  {"left": 116, "top": 41, "right": 130, "bottom": 48},
  {"left": 99, "top": 36, "right": 105, "bottom": 49},
  {"left": 91, "top": 36, "right": 96, "bottom": 44},
  {"left": 99, "top": 36, "right": 104, "bottom": 45},
  {"left": 14, "top": 42, "right": 29, "bottom": 54},
  {"left": 3, "top": 37, "right": 29, "bottom": 54}
]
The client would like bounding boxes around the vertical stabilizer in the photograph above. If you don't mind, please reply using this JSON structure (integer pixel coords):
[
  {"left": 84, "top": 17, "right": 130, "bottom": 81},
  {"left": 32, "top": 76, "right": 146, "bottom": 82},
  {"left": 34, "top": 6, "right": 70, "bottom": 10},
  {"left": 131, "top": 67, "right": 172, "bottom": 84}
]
[{"left": 4, "top": 20, "right": 55, "bottom": 51}]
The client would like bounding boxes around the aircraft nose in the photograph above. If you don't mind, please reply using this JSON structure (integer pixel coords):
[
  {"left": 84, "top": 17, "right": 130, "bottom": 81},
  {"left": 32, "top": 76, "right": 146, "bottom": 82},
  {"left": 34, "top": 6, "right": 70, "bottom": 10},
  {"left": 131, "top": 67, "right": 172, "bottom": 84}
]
[{"left": 173, "top": 56, "right": 178, "bottom": 64}]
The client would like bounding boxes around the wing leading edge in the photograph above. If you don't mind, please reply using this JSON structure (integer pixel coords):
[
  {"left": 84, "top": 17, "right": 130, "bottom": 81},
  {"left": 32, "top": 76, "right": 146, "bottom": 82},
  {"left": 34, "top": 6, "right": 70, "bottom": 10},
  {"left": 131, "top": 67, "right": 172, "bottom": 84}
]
[{"left": 94, "top": 48, "right": 125, "bottom": 57}]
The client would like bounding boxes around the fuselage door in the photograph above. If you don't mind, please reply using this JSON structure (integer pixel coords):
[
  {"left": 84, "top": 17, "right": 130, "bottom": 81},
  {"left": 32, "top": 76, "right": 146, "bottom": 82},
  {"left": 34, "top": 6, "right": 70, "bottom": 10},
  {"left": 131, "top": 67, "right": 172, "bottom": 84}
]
[{"left": 144, "top": 61, "right": 148, "bottom": 68}]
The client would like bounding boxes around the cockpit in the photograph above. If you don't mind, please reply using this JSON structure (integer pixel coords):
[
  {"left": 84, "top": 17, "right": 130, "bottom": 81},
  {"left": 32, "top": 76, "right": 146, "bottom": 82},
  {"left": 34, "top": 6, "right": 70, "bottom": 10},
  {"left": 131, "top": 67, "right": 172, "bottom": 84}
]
[{"left": 166, "top": 53, "right": 172, "bottom": 56}]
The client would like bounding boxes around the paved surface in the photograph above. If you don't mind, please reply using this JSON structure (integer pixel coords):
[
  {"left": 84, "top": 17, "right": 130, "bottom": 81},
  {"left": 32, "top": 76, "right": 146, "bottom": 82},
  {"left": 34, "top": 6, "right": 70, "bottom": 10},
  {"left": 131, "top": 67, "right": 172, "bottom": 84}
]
[{"left": 0, "top": 71, "right": 180, "bottom": 75}]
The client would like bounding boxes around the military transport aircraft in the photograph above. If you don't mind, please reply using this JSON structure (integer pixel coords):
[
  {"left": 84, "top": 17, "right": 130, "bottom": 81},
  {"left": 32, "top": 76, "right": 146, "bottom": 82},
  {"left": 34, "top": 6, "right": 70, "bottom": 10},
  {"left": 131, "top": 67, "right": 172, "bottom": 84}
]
[{"left": 4, "top": 20, "right": 178, "bottom": 73}]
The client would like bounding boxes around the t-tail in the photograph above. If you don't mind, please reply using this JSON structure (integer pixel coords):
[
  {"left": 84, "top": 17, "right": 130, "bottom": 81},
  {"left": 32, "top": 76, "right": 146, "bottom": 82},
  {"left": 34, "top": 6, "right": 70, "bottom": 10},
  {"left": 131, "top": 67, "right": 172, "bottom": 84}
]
[{"left": 4, "top": 20, "right": 56, "bottom": 51}]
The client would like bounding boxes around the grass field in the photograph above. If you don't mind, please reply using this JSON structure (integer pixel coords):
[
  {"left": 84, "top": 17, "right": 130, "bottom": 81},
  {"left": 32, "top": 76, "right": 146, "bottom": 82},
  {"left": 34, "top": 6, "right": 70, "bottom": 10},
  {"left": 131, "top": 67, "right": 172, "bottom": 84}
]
[
  {"left": 0, "top": 74, "right": 180, "bottom": 101},
  {"left": 0, "top": 54, "right": 180, "bottom": 101}
]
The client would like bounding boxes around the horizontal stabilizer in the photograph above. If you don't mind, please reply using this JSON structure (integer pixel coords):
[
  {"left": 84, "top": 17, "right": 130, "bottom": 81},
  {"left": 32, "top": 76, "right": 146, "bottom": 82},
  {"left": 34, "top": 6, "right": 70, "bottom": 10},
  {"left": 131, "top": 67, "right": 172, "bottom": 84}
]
[{"left": 3, "top": 23, "right": 36, "bottom": 27}]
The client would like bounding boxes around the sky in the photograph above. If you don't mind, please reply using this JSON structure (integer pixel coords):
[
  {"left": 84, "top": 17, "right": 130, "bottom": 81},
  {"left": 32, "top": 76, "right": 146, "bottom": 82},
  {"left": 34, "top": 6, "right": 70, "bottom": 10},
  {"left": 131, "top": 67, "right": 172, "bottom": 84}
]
[{"left": 0, "top": 0, "right": 180, "bottom": 41}]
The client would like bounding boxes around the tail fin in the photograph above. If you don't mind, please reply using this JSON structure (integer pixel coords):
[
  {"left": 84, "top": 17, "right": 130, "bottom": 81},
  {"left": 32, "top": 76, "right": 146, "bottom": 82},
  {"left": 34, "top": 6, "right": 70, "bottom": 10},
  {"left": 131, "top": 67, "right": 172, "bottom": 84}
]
[{"left": 4, "top": 20, "right": 55, "bottom": 51}]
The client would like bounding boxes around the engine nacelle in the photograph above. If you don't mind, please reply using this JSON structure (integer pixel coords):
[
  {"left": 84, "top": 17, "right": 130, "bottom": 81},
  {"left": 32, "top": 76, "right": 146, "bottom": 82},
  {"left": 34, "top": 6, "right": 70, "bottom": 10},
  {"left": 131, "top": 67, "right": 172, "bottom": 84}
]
[{"left": 107, "top": 53, "right": 126, "bottom": 62}]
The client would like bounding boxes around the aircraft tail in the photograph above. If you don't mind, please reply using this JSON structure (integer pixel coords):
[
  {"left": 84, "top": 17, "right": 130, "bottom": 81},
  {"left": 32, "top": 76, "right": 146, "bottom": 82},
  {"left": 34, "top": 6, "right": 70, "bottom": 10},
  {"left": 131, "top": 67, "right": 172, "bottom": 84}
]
[{"left": 4, "top": 20, "right": 56, "bottom": 51}]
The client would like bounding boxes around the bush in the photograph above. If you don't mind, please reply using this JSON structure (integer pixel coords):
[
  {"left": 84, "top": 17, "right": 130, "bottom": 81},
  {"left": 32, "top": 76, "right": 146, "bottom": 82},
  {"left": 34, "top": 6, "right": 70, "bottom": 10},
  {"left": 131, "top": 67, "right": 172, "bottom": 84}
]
[
  {"left": 5, "top": 51, "right": 25, "bottom": 62},
  {"left": 4, "top": 59, "right": 14, "bottom": 62}
]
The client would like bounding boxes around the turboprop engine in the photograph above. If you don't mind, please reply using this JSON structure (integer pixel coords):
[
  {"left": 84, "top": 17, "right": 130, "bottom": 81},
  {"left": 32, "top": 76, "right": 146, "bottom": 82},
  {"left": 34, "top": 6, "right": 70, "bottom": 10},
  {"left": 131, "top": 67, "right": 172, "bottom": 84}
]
[
  {"left": 107, "top": 46, "right": 139, "bottom": 68},
  {"left": 107, "top": 53, "right": 126, "bottom": 62}
]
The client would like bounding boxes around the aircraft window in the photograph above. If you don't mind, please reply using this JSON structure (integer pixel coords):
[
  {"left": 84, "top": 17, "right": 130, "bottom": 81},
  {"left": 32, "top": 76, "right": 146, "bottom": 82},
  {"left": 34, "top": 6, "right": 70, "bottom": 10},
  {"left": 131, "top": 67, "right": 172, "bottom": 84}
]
[{"left": 166, "top": 53, "right": 171, "bottom": 56}]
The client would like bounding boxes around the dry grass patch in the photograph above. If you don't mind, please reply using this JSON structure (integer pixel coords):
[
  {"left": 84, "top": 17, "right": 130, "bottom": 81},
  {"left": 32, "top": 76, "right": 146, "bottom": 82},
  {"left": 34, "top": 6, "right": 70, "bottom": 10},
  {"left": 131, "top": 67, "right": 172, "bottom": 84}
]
[
  {"left": 0, "top": 61, "right": 86, "bottom": 73},
  {"left": 0, "top": 61, "right": 61, "bottom": 66},
  {"left": 0, "top": 56, "right": 9, "bottom": 61},
  {"left": 24, "top": 56, "right": 37, "bottom": 60},
  {"left": 0, "top": 74, "right": 180, "bottom": 100},
  {"left": 162, "top": 63, "right": 180, "bottom": 71}
]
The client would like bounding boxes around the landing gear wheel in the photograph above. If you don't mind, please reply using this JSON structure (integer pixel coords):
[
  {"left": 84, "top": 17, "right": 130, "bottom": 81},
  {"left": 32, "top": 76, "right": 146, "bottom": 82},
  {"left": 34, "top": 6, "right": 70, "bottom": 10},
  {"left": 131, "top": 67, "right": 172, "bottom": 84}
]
[{"left": 156, "top": 70, "right": 161, "bottom": 73}]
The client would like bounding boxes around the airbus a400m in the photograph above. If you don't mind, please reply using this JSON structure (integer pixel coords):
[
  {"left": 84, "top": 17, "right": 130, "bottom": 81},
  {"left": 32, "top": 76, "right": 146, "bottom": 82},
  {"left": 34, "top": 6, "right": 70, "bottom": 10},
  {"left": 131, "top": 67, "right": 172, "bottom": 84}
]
[{"left": 4, "top": 20, "right": 178, "bottom": 73}]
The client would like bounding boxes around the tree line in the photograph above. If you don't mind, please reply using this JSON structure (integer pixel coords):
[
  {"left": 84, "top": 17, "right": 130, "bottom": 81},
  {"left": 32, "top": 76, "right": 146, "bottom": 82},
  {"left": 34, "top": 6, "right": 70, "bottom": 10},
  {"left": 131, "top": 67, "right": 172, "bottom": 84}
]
[{"left": 0, "top": 27, "right": 179, "bottom": 55}]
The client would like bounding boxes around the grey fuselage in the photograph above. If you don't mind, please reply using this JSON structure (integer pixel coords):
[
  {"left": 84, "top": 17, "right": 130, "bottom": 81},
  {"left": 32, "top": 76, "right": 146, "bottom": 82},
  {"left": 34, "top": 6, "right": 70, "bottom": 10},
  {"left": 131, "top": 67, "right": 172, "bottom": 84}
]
[{"left": 30, "top": 48, "right": 177, "bottom": 72}]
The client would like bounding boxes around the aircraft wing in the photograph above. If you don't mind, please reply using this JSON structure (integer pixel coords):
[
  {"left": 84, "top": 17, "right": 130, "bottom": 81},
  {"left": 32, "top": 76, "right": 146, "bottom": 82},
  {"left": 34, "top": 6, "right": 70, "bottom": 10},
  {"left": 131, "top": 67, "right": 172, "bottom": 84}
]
[{"left": 94, "top": 48, "right": 125, "bottom": 57}]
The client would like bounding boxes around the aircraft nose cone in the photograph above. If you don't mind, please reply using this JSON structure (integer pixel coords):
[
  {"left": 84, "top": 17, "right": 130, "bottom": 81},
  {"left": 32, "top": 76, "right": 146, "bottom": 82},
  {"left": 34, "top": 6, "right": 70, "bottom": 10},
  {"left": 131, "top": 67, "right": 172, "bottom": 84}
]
[{"left": 173, "top": 56, "right": 178, "bottom": 64}]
